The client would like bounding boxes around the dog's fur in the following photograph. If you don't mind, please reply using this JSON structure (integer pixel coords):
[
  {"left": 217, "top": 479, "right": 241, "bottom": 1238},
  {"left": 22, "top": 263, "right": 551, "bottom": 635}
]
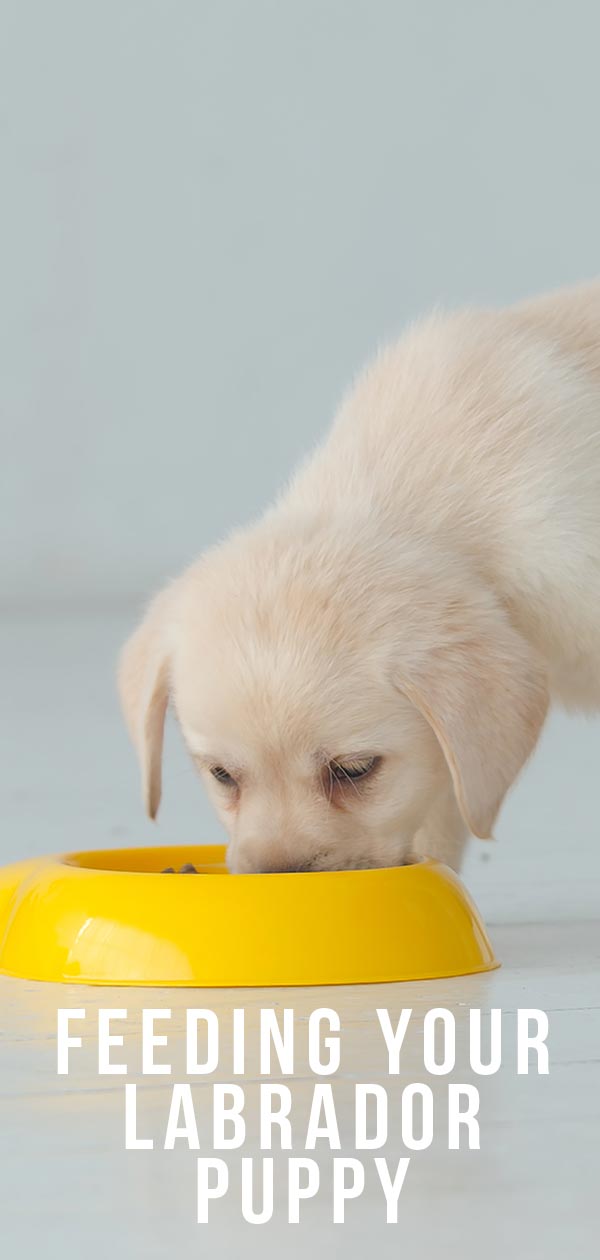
[{"left": 119, "top": 282, "right": 600, "bottom": 873}]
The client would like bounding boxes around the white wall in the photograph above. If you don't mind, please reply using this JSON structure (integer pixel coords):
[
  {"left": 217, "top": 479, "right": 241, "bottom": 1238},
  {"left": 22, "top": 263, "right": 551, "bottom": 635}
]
[{"left": 2, "top": 0, "right": 600, "bottom": 607}]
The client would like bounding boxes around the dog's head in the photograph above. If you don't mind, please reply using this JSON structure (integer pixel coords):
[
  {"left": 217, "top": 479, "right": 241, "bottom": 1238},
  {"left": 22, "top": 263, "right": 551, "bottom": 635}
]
[{"left": 119, "top": 518, "right": 548, "bottom": 871}]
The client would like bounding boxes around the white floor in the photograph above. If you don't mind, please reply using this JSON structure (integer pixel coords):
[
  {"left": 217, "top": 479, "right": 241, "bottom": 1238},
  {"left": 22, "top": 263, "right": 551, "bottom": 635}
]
[{"left": 1, "top": 613, "right": 599, "bottom": 1258}]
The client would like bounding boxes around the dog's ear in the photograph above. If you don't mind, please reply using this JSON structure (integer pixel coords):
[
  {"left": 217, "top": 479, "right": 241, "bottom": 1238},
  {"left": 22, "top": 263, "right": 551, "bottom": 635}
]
[
  {"left": 118, "top": 587, "right": 176, "bottom": 819},
  {"left": 394, "top": 618, "right": 548, "bottom": 839}
]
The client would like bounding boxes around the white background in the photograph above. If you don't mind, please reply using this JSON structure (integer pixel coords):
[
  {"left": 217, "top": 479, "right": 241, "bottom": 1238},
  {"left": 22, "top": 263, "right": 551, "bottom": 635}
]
[{"left": 3, "top": 0, "right": 600, "bottom": 607}]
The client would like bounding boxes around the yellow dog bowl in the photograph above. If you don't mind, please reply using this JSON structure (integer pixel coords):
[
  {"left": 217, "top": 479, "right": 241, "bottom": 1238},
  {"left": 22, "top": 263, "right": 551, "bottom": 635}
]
[{"left": 0, "top": 845, "right": 498, "bottom": 987}]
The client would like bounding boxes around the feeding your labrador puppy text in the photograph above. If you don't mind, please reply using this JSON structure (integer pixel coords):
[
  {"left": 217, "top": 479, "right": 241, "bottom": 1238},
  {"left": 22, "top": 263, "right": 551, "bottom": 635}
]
[{"left": 57, "top": 1005, "right": 549, "bottom": 1224}]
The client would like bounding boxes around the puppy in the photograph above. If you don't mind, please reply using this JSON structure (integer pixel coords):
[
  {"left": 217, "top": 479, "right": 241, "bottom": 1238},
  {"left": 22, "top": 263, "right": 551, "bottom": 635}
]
[{"left": 119, "top": 281, "right": 600, "bottom": 873}]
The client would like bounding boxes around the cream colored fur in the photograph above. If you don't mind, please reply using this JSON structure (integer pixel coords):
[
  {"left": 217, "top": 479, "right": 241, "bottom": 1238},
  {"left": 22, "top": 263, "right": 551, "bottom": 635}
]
[{"left": 119, "top": 282, "right": 600, "bottom": 872}]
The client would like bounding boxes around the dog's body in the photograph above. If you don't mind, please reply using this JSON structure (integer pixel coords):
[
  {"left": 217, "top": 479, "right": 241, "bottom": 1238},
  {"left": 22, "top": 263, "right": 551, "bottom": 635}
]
[{"left": 120, "top": 282, "right": 600, "bottom": 873}]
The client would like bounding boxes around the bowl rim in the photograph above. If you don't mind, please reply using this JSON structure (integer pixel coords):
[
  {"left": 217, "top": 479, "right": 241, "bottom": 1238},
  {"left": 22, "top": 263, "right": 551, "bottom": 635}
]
[{"left": 58, "top": 844, "right": 433, "bottom": 879}]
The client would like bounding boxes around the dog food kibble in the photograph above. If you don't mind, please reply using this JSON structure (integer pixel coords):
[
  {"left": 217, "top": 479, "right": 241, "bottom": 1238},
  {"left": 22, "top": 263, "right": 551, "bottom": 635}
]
[{"left": 161, "top": 864, "right": 199, "bottom": 874}]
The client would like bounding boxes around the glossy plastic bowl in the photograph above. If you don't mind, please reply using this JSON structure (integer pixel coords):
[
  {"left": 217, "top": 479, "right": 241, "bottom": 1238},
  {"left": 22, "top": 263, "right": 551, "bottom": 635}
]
[{"left": 0, "top": 845, "right": 498, "bottom": 987}]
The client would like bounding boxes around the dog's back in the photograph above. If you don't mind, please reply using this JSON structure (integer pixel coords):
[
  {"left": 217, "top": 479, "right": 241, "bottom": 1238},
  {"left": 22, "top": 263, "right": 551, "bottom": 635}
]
[
  {"left": 515, "top": 280, "right": 600, "bottom": 383},
  {"left": 286, "top": 283, "right": 600, "bottom": 705}
]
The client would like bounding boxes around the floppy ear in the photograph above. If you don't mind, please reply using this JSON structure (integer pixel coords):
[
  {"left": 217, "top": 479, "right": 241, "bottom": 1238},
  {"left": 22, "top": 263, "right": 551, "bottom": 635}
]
[
  {"left": 118, "top": 588, "right": 174, "bottom": 819},
  {"left": 394, "top": 619, "right": 548, "bottom": 839}
]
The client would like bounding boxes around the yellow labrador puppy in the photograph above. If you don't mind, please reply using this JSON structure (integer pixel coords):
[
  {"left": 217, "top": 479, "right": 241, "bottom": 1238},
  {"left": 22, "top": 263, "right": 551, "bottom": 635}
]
[{"left": 120, "top": 282, "right": 600, "bottom": 872}]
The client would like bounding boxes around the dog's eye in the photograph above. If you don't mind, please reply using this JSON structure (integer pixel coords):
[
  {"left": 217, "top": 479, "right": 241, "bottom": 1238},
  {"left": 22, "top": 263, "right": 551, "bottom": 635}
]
[
  {"left": 210, "top": 765, "right": 237, "bottom": 788},
  {"left": 328, "top": 756, "right": 379, "bottom": 783}
]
